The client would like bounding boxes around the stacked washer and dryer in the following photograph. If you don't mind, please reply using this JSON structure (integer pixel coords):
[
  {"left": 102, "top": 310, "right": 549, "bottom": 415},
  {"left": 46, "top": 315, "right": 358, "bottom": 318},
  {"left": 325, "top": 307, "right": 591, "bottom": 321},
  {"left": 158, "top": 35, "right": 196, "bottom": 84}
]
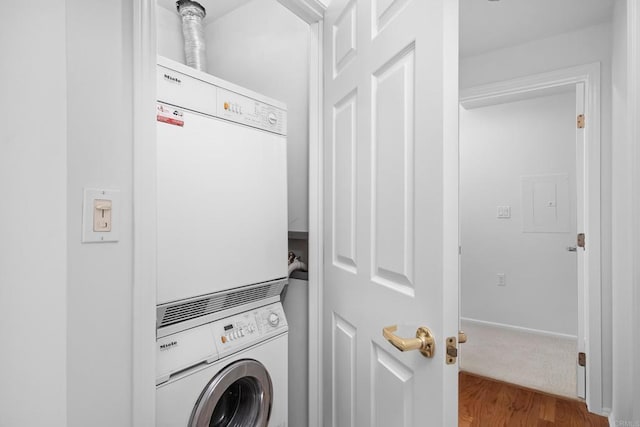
[{"left": 155, "top": 56, "right": 289, "bottom": 427}]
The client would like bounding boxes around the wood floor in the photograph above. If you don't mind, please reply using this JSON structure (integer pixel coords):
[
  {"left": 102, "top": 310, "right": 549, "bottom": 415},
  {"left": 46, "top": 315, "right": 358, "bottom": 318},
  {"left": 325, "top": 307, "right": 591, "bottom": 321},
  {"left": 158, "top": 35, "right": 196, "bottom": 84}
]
[{"left": 459, "top": 372, "right": 609, "bottom": 426}]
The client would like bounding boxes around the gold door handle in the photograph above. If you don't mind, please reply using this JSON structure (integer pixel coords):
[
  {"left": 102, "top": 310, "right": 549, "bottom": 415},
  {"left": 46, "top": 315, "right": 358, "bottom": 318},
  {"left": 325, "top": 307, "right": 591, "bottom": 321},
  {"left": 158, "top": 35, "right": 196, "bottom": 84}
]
[
  {"left": 458, "top": 331, "right": 467, "bottom": 344},
  {"left": 382, "top": 325, "right": 435, "bottom": 358}
]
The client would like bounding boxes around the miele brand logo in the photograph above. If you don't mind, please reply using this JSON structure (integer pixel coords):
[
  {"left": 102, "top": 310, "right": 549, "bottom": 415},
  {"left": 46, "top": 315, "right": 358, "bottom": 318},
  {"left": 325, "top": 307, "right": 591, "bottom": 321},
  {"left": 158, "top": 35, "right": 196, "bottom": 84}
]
[
  {"left": 164, "top": 74, "right": 181, "bottom": 84},
  {"left": 159, "top": 341, "right": 178, "bottom": 351}
]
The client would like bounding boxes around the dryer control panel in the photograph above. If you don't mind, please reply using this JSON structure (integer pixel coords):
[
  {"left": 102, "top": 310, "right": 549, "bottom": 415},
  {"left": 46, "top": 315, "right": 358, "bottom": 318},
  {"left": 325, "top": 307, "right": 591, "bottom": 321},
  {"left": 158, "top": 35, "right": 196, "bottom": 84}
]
[
  {"left": 156, "top": 302, "right": 288, "bottom": 385},
  {"left": 217, "top": 88, "right": 286, "bottom": 135},
  {"left": 157, "top": 57, "right": 287, "bottom": 136}
]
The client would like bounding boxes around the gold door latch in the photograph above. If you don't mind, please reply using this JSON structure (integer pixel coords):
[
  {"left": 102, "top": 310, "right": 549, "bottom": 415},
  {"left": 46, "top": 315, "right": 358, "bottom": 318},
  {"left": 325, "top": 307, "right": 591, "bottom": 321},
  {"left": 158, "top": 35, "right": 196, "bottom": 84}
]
[
  {"left": 382, "top": 325, "right": 435, "bottom": 358},
  {"left": 446, "top": 331, "right": 468, "bottom": 365}
]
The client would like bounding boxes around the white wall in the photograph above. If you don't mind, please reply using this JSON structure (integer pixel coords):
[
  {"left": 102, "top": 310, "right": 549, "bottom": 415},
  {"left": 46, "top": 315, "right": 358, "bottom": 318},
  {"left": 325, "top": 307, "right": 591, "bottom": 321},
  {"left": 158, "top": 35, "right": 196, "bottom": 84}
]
[
  {"left": 460, "top": 22, "right": 613, "bottom": 409},
  {"left": 460, "top": 91, "right": 578, "bottom": 335},
  {"left": 3, "top": 2, "right": 137, "bottom": 425},
  {"left": 155, "top": 0, "right": 310, "bottom": 232},
  {"left": 65, "top": 1, "right": 134, "bottom": 426},
  {"left": 157, "top": 4, "right": 184, "bottom": 63},
  {"left": 0, "top": 2, "right": 68, "bottom": 425}
]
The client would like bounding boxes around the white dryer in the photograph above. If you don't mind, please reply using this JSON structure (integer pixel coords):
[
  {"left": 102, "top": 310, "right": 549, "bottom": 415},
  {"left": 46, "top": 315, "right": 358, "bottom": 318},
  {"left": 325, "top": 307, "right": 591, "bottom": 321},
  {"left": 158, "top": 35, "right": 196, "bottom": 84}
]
[
  {"left": 156, "top": 56, "right": 288, "bottom": 307},
  {"left": 156, "top": 302, "right": 288, "bottom": 427}
]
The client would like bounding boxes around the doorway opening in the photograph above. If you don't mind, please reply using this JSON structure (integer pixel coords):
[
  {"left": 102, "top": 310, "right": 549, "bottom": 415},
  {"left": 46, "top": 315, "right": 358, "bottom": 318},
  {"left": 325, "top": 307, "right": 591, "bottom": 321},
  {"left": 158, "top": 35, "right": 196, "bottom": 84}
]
[
  {"left": 459, "top": 86, "right": 580, "bottom": 399},
  {"left": 457, "top": 62, "right": 602, "bottom": 415}
]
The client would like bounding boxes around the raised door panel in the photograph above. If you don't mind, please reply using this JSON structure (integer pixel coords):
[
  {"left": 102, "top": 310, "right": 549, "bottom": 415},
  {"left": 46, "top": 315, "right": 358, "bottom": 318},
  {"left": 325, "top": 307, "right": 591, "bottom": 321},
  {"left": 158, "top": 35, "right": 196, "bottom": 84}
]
[
  {"left": 333, "top": 0, "right": 357, "bottom": 77},
  {"left": 371, "top": 45, "right": 415, "bottom": 297},
  {"left": 332, "top": 314, "right": 356, "bottom": 427},
  {"left": 372, "top": 0, "right": 412, "bottom": 36},
  {"left": 371, "top": 343, "right": 414, "bottom": 427},
  {"left": 333, "top": 91, "right": 359, "bottom": 273}
]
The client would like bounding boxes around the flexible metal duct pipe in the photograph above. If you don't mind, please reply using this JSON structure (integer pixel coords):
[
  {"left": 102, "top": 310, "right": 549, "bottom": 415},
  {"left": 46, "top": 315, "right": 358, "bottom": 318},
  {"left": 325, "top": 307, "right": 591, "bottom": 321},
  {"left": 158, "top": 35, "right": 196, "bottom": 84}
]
[{"left": 176, "top": 0, "right": 207, "bottom": 72}]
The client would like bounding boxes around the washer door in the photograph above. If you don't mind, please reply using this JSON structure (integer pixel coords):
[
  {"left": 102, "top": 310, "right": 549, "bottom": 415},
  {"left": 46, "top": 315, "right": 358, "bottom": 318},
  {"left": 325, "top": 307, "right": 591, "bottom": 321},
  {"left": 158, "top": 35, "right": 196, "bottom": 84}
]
[{"left": 189, "top": 359, "right": 273, "bottom": 427}]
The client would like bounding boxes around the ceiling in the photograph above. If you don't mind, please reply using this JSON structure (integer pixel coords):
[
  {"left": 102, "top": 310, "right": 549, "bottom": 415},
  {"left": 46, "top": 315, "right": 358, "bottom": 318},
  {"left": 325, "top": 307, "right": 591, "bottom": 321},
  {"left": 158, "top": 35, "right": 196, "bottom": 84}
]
[
  {"left": 158, "top": 0, "right": 614, "bottom": 57},
  {"left": 156, "top": 0, "right": 253, "bottom": 23},
  {"left": 460, "top": 0, "right": 614, "bottom": 57}
]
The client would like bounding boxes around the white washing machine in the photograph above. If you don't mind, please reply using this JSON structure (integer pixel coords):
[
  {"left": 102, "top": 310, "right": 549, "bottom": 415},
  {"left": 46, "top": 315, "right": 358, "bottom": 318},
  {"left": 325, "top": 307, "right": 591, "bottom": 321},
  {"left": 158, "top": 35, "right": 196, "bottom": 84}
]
[{"left": 156, "top": 302, "right": 288, "bottom": 427}]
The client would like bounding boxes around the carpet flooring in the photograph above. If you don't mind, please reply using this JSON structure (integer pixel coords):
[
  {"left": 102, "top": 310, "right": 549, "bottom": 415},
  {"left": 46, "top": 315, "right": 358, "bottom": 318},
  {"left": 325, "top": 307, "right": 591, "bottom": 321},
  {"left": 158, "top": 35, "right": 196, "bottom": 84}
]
[{"left": 459, "top": 319, "right": 578, "bottom": 399}]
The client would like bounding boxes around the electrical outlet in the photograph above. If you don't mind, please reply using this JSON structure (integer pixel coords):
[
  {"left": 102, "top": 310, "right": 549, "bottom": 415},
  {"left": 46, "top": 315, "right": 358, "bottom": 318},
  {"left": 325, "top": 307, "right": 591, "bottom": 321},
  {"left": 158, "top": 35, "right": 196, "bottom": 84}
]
[{"left": 497, "top": 273, "right": 506, "bottom": 286}]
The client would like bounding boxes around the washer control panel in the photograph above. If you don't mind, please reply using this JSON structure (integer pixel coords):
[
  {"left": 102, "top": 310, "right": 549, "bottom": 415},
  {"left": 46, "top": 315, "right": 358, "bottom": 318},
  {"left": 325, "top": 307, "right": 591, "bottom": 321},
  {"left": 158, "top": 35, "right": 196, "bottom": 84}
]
[
  {"left": 156, "top": 302, "right": 288, "bottom": 385},
  {"left": 218, "top": 312, "right": 257, "bottom": 344},
  {"left": 217, "top": 88, "right": 287, "bottom": 135}
]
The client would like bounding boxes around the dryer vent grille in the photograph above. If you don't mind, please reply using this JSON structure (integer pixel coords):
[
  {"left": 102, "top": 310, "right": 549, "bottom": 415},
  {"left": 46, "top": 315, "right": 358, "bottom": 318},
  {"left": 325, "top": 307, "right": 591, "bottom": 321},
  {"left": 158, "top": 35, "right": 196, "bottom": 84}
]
[{"left": 157, "top": 281, "right": 285, "bottom": 329}]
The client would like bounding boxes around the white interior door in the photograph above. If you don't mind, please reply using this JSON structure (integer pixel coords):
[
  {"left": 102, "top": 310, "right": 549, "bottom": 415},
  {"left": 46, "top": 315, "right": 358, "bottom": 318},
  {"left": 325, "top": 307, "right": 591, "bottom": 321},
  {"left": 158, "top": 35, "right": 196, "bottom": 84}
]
[{"left": 322, "top": 0, "right": 459, "bottom": 425}]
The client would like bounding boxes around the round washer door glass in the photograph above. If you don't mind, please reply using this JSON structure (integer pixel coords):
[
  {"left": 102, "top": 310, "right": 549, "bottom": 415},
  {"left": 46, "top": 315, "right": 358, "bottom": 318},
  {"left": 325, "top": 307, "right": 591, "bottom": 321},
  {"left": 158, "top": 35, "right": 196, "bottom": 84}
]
[{"left": 190, "top": 359, "right": 273, "bottom": 427}]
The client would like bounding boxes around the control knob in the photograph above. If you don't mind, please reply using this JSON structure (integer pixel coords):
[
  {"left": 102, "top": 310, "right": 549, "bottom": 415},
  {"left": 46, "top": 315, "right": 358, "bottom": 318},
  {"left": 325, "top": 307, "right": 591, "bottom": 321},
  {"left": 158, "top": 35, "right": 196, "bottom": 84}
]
[
  {"left": 267, "top": 112, "right": 277, "bottom": 125},
  {"left": 268, "top": 312, "right": 280, "bottom": 327}
]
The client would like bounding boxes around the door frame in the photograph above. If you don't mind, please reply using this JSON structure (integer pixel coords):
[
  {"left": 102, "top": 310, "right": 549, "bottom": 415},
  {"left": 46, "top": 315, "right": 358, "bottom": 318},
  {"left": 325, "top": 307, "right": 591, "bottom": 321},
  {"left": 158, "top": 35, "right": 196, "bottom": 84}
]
[
  {"left": 274, "top": 3, "right": 326, "bottom": 427},
  {"left": 459, "top": 62, "right": 603, "bottom": 414},
  {"left": 630, "top": 0, "right": 640, "bottom": 419},
  {"left": 132, "top": 1, "right": 157, "bottom": 425}
]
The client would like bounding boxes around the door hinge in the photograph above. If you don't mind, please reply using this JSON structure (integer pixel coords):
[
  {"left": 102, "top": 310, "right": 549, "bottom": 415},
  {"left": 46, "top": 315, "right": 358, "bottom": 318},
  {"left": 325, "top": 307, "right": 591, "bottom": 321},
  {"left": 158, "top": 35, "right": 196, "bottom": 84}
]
[
  {"left": 577, "top": 114, "right": 585, "bottom": 129},
  {"left": 577, "top": 233, "right": 586, "bottom": 249},
  {"left": 578, "top": 352, "right": 586, "bottom": 367}
]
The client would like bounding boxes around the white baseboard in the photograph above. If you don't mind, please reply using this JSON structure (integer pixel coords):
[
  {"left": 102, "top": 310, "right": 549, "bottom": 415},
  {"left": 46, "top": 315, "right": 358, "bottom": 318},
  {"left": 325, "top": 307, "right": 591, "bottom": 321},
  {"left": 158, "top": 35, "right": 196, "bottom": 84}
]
[{"left": 461, "top": 317, "right": 578, "bottom": 341}]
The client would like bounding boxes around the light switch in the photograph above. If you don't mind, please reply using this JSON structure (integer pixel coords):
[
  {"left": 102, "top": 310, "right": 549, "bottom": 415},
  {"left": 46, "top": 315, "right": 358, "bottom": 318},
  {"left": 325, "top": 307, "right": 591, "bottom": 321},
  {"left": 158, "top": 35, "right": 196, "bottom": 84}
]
[
  {"left": 497, "top": 206, "right": 511, "bottom": 219},
  {"left": 93, "top": 199, "right": 112, "bottom": 232},
  {"left": 82, "top": 188, "right": 119, "bottom": 243},
  {"left": 497, "top": 273, "right": 506, "bottom": 286}
]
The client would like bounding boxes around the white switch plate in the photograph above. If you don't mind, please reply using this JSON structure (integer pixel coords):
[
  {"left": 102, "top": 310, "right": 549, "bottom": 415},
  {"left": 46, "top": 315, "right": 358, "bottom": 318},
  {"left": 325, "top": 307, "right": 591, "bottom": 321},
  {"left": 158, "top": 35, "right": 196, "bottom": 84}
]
[
  {"left": 497, "top": 206, "right": 511, "bottom": 218},
  {"left": 82, "top": 188, "right": 119, "bottom": 243},
  {"left": 497, "top": 273, "right": 506, "bottom": 286}
]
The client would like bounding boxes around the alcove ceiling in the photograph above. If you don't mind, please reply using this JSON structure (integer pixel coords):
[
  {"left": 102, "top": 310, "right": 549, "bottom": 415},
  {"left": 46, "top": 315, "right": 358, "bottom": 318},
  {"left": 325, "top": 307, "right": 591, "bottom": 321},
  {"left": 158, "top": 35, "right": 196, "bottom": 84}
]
[
  {"left": 157, "top": 0, "right": 253, "bottom": 23},
  {"left": 157, "top": 0, "right": 615, "bottom": 59}
]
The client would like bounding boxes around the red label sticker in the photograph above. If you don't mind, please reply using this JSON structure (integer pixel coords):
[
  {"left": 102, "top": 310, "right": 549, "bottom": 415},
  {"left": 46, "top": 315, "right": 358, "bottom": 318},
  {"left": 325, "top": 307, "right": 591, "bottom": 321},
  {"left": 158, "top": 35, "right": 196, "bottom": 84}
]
[{"left": 157, "top": 104, "right": 184, "bottom": 127}]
